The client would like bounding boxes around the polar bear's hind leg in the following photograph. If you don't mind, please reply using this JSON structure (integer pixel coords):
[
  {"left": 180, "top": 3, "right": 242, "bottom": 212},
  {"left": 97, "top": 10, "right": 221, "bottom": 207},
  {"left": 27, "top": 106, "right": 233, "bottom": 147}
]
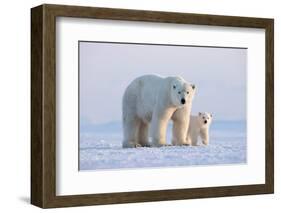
[
  {"left": 122, "top": 115, "right": 141, "bottom": 148},
  {"left": 138, "top": 121, "right": 150, "bottom": 147}
]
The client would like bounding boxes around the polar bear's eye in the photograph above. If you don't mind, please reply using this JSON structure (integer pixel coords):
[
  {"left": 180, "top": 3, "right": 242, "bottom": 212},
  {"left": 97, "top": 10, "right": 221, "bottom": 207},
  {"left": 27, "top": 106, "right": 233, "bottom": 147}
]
[
  {"left": 178, "top": 91, "right": 181, "bottom": 94},
  {"left": 186, "top": 91, "right": 189, "bottom": 94},
  {"left": 173, "top": 85, "right": 176, "bottom": 89}
]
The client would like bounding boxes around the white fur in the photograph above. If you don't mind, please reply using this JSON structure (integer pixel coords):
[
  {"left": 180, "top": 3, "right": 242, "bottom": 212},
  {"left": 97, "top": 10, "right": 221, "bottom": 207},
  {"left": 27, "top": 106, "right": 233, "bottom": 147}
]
[
  {"left": 186, "top": 112, "right": 213, "bottom": 146},
  {"left": 122, "top": 74, "right": 195, "bottom": 148}
]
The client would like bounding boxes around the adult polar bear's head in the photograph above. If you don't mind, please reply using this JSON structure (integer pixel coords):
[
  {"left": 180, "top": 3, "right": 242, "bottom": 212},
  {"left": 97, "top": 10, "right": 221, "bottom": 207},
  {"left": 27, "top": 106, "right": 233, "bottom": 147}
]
[{"left": 169, "top": 76, "right": 196, "bottom": 108}]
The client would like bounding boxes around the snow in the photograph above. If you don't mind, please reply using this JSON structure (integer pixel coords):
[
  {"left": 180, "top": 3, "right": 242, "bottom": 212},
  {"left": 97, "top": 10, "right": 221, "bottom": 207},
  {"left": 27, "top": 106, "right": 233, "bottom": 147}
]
[{"left": 79, "top": 121, "right": 246, "bottom": 170}]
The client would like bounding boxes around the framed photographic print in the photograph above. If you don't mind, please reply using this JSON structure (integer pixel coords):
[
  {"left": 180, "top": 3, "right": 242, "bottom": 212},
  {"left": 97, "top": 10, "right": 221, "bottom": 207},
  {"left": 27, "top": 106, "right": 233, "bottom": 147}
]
[{"left": 31, "top": 4, "right": 274, "bottom": 208}]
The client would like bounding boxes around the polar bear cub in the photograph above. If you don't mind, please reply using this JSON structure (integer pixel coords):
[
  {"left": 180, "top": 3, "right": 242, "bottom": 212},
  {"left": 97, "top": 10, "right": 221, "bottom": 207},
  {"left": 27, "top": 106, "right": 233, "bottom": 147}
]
[
  {"left": 186, "top": 112, "right": 212, "bottom": 146},
  {"left": 122, "top": 74, "right": 196, "bottom": 148}
]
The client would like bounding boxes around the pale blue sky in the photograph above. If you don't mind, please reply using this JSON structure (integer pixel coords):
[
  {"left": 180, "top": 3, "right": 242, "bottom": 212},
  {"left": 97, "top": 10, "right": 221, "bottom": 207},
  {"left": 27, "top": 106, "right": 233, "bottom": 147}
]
[{"left": 79, "top": 42, "right": 247, "bottom": 125}]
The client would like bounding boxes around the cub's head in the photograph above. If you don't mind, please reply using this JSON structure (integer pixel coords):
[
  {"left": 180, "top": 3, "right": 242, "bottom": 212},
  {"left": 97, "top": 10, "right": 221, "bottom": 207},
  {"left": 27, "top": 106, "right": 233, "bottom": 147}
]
[
  {"left": 198, "top": 112, "right": 213, "bottom": 127},
  {"left": 170, "top": 77, "right": 196, "bottom": 107}
]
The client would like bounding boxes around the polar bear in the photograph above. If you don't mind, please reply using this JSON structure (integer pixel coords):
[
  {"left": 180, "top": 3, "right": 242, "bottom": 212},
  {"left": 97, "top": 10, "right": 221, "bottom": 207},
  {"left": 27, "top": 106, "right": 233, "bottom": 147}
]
[
  {"left": 186, "top": 112, "right": 213, "bottom": 146},
  {"left": 122, "top": 74, "right": 196, "bottom": 148}
]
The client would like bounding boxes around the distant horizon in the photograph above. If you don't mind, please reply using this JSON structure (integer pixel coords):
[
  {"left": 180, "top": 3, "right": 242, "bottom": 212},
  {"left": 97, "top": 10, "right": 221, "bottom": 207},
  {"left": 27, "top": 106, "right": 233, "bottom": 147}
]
[
  {"left": 80, "top": 119, "right": 247, "bottom": 134},
  {"left": 82, "top": 119, "right": 247, "bottom": 126}
]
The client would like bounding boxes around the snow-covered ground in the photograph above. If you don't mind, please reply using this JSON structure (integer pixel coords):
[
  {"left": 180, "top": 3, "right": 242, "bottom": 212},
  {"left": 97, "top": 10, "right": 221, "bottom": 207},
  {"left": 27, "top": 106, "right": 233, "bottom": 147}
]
[{"left": 79, "top": 121, "right": 246, "bottom": 170}]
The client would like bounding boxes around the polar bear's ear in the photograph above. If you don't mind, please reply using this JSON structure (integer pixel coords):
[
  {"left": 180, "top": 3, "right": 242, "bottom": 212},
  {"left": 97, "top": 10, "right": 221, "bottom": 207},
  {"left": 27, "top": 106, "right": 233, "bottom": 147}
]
[
  {"left": 198, "top": 112, "right": 202, "bottom": 116},
  {"left": 210, "top": 113, "right": 213, "bottom": 117},
  {"left": 191, "top": 84, "right": 195, "bottom": 90}
]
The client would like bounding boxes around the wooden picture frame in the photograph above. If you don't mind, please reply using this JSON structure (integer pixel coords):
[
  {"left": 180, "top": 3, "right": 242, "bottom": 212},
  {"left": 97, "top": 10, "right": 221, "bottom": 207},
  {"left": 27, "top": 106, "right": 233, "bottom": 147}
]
[{"left": 31, "top": 4, "right": 274, "bottom": 208}]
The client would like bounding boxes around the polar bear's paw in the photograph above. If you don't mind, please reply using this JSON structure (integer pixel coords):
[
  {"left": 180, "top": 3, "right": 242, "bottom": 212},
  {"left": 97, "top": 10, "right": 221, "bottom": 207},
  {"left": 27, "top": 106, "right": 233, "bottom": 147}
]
[
  {"left": 139, "top": 142, "right": 151, "bottom": 147},
  {"left": 153, "top": 144, "right": 173, "bottom": 148},
  {"left": 172, "top": 139, "right": 189, "bottom": 146},
  {"left": 151, "top": 139, "right": 167, "bottom": 147},
  {"left": 123, "top": 141, "right": 140, "bottom": 148}
]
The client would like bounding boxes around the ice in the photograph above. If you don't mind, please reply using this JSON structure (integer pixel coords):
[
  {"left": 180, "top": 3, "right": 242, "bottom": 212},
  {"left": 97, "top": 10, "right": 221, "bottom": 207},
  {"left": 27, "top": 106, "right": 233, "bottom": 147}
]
[{"left": 79, "top": 121, "right": 246, "bottom": 170}]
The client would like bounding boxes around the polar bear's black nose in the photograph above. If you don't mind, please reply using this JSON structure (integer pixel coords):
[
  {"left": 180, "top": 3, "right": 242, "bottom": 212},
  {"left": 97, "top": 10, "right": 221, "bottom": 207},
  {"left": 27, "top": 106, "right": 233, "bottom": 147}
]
[
  {"left": 181, "top": 98, "right": 186, "bottom": 104},
  {"left": 204, "top": 120, "right": 207, "bottom": 124}
]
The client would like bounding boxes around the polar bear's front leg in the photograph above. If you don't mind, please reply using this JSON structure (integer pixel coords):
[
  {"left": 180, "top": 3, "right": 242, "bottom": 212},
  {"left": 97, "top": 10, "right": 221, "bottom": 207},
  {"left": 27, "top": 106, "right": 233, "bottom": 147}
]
[
  {"left": 172, "top": 120, "right": 188, "bottom": 145},
  {"left": 150, "top": 107, "right": 174, "bottom": 147},
  {"left": 151, "top": 117, "right": 169, "bottom": 147},
  {"left": 171, "top": 107, "right": 191, "bottom": 146},
  {"left": 186, "top": 134, "right": 192, "bottom": 146},
  {"left": 200, "top": 129, "right": 209, "bottom": 145}
]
